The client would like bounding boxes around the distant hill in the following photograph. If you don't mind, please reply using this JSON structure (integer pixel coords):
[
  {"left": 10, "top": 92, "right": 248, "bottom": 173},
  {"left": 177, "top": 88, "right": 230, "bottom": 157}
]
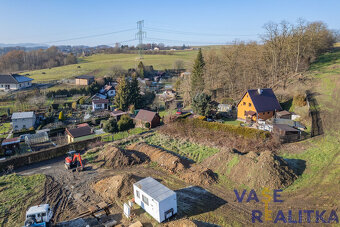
[{"left": 0, "top": 43, "right": 48, "bottom": 48}]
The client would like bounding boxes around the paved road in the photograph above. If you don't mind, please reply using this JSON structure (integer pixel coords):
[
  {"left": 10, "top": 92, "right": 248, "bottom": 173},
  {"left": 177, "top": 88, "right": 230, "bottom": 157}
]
[{"left": 15, "top": 156, "right": 65, "bottom": 176}]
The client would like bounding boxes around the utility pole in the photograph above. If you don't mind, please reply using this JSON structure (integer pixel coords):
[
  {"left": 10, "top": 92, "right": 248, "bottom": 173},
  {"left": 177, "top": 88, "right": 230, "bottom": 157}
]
[{"left": 136, "top": 20, "right": 146, "bottom": 59}]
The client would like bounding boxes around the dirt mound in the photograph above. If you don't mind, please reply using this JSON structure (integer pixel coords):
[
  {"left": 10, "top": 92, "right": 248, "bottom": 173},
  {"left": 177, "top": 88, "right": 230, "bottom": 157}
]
[
  {"left": 204, "top": 150, "right": 297, "bottom": 189},
  {"left": 127, "top": 142, "right": 186, "bottom": 172},
  {"left": 182, "top": 165, "right": 218, "bottom": 186},
  {"left": 92, "top": 173, "right": 138, "bottom": 202},
  {"left": 164, "top": 219, "right": 198, "bottom": 227},
  {"left": 97, "top": 144, "right": 145, "bottom": 168},
  {"left": 127, "top": 142, "right": 217, "bottom": 187}
]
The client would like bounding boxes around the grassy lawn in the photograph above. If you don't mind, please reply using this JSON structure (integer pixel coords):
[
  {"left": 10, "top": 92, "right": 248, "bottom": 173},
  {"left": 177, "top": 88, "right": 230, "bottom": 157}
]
[
  {"left": 97, "top": 127, "right": 148, "bottom": 142},
  {"left": 222, "top": 119, "right": 241, "bottom": 126},
  {"left": 0, "top": 123, "right": 11, "bottom": 138},
  {"left": 144, "top": 133, "right": 220, "bottom": 163},
  {"left": 23, "top": 50, "right": 197, "bottom": 82},
  {"left": 280, "top": 48, "right": 340, "bottom": 194},
  {"left": 0, "top": 174, "right": 46, "bottom": 227}
]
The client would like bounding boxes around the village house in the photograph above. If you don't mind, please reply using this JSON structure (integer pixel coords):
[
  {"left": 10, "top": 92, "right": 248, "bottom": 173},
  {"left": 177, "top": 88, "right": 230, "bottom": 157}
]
[
  {"left": 75, "top": 75, "right": 94, "bottom": 85},
  {"left": 11, "top": 111, "right": 36, "bottom": 131},
  {"left": 0, "top": 74, "right": 33, "bottom": 91},
  {"left": 237, "top": 88, "right": 282, "bottom": 121},
  {"left": 134, "top": 109, "right": 161, "bottom": 128},
  {"left": 92, "top": 99, "right": 109, "bottom": 111},
  {"left": 100, "top": 84, "right": 116, "bottom": 97},
  {"left": 65, "top": 124, "right": 93, "bottom": 143}
]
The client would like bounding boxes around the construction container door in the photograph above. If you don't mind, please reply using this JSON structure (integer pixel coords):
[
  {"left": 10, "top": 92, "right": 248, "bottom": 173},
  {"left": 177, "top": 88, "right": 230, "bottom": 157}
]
[{"left": 164, "top": 208, "right": 174, "bottom": 220}]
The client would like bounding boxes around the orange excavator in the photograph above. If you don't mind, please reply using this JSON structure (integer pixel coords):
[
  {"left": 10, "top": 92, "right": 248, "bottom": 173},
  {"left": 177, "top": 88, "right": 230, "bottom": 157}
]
[{"left": 64, "top": 151, "right": 84, "bottom": 171}]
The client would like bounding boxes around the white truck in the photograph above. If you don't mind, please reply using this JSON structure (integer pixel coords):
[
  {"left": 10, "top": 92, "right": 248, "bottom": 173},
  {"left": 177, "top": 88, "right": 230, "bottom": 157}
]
[{"left": 24, "top": 204, "right": 53, "bottom": 227}]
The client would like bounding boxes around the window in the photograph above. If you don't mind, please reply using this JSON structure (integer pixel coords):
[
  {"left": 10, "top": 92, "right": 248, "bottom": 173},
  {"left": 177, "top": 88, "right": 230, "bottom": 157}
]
[
  {"left": 136, "top": 190, "right": 140, "bottom": 198},
  {"left": 267, "top": 112, "right": 270, "bottom": 114},
  {"left": 249, "top": 103, "right": 252, "bottom": 107},
  {"left": 142, "top": 194, "right": 149, "bottom": 206}
]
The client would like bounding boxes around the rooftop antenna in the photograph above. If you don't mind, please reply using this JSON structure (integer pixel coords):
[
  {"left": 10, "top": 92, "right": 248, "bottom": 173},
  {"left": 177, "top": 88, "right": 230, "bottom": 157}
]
[{"left": 136, "top": 20, "right": 146, "bottom": 59}]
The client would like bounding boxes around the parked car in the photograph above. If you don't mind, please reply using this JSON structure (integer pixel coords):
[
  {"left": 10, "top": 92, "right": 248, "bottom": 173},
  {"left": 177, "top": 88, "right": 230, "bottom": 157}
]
[{"left": 176, "top": 109, "right": 182, "bottom": 115}]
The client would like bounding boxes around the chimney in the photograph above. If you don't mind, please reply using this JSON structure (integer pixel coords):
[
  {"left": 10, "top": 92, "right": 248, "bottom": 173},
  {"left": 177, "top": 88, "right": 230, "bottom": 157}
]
[{"left": 257, "top": 88, "right": 263, "bottom": 95}]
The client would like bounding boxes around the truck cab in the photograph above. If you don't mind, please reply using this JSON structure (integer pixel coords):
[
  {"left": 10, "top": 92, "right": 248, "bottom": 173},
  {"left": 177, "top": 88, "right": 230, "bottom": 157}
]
[{"left": 24, "top": 204, "right": 53, "bottom": 227}]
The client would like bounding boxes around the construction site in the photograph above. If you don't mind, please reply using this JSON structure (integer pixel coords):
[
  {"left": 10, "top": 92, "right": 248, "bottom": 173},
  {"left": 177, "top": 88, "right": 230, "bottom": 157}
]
[{"left": 0, "top": 125, "right": 307, "bottom": 227}]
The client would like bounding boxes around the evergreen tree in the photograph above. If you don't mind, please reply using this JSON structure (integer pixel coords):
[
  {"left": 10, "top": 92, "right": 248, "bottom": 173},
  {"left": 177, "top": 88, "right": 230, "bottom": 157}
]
[
  {"left": 190, "top": 48, "right": 205, "bottom": 96},
  {"left": 114, "top": 76, "right": 130, "bottom": 111},
  {"left": 137, "top": 61, "right": 145, "bottom": 79},
  {"left": 129, "top": 74, "right": 141, "bottom": 108},
  {"left": 192, "top": 93, "right": 212, "bottom": 116}
]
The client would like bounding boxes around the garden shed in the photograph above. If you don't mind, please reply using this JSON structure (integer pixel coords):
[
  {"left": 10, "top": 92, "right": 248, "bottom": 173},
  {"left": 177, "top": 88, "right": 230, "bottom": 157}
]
[{"left": 133, "top": 177, "right": 177, "bottom": 223}]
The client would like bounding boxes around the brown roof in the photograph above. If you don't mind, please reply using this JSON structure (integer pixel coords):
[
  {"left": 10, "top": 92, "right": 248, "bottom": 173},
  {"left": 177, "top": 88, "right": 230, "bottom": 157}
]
[
  {"left": 66, "top": 126, "right": 92, "bottom": 138},
  {"left": 245, "top": 110, "right": 256, "bottom": 116},
  {"left": 276, "top": 110, "right": 291, "bottom": 117},
  {"left": 274, "top": 124, "right": 299, "bottom": 132},
  {"left": 92, "top": 99, "right": 109, "bottom": 104},
  {"left": 110, "top": 110, "right": 128, "bottom": 117},
  {"left": 135, "top": 109, "right": 159, "bottom": 122},
  {"left": 75, "top": 75, "right": 94, "bottom": 80}
]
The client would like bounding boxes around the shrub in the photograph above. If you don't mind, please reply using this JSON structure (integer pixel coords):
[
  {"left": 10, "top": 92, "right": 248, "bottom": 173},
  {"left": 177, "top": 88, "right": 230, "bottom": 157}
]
[
  {"left": 58, "top": 111, "right": 65, "bottom": 121},
  {"left": 145, "top": 122, "right": 151, "bottom": 128},
  {"left": 293, "top": 94, "right": 307, "bottom": 107},
  {"left": 117, "top": 115, "right": 135, "bottom": 131},
  {"left": 179, "top": 118, "right": 270, "bottom": 140},
  {"left": 72, "top": 102, "right": 77, "bottom": 110},
  {"left": 103, "top": 118, "right": 119, "bottom": 133}
]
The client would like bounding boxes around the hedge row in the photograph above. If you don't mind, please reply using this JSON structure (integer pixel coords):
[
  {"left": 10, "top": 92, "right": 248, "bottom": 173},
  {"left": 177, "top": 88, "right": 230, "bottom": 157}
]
[{"left": 179, "top": 118, "right": 271, "bottom": 140}]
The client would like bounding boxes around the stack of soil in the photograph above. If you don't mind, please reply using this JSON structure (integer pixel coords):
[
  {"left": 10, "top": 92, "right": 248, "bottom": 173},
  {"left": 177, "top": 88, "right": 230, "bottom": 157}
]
[
  {"left": 181, "top": 165, "right": 218, "bottom": 186},
  {"left": 164, "top": 219, "right": 198, "bottom": 227},
  {"left": 127, "top": 142, "right": 217, "bottom": 186},
  {"left": 127, "top": 142, "right": 186, "bottom": 172},
  {"left": 204, "top": 149, "right": 297, "bottom": 189},
  {"left": 91, "top": 173, "right": 138, "bottom": 202},
  {"left": 97, "top": 144, "right": 145, "bottom": 168}
]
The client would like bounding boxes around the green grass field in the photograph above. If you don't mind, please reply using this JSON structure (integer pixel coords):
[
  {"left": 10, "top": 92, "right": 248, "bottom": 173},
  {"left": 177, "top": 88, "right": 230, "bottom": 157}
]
[
  {"left": 23, "top": 50, "right": 197, "bottom": 82},
  {"left": 280, "top": 48, "right": 340, "bottom": 194},
  {"left": 0, "top": 174, "right": 46, "bottom": 227},
  {"left": 144, "top": 133, "right": 220, "bottom": 163}
]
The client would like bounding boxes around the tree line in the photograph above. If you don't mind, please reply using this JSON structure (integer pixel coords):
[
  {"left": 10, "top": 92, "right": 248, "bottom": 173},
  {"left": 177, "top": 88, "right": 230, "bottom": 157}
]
[
  {"left": 179, "top": 20, "right": 336, "bottom": 107},
  {"left": 0, "top": 46, "right": 77, "bottom": 73}
]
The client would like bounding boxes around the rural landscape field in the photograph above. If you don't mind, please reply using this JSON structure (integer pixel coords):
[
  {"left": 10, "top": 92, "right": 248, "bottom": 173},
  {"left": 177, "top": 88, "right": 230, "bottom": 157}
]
[{"left": 0, "top": 1, "right": 339, "bottom": 227}]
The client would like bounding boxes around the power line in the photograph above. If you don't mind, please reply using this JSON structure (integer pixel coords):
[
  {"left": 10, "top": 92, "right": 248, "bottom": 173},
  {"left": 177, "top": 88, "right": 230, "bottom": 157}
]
[
  {"left": 105, "top": 38, "right": 136, "bottom": 46},
  {"left": 145, "top": 26, "right": 258, "bottom": 37},
  {"left": 44, "top": 28, "right": 135, "bottom": 44}
]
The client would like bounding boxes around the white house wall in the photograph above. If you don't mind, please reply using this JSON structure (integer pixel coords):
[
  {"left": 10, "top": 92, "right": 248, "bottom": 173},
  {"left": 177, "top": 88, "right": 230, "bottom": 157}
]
[
  {"left": 0, "top": 82, "right": 32, "bottom": 90},
  {"left": 12, "top": 116, "right": 36, "bottom": 131}
]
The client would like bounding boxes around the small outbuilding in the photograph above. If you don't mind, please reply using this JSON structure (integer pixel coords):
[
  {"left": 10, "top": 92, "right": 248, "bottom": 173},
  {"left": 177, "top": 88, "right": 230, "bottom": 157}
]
[
  {"left": 134, "top": 110, "right": 160, "bottom": 128},
  {"left": 65, "top": 125, "right": 93, "bottom": 143},
  {"left": 133, "top": 177, "right": 177, "bottom": 223},
  {"left": 75, "top": 75, "right": 94, "bottom": 85},
  {"left": 273, "top": 124, "right": 300, "bottom": 142},
  {"left": 276, "top": 110, "right": 292, "bottom": 119}
]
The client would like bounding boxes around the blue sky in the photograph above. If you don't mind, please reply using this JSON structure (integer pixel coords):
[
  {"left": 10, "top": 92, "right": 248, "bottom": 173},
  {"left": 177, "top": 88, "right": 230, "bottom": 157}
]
[{"left": 0, "top": 0, "right": 339, "bottom": 46}]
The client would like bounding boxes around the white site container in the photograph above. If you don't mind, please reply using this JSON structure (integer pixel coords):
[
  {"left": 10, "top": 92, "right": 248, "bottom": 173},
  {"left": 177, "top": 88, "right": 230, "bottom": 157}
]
[{"left": 133, "top": 177, "right": 177, "bottom": 223}]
